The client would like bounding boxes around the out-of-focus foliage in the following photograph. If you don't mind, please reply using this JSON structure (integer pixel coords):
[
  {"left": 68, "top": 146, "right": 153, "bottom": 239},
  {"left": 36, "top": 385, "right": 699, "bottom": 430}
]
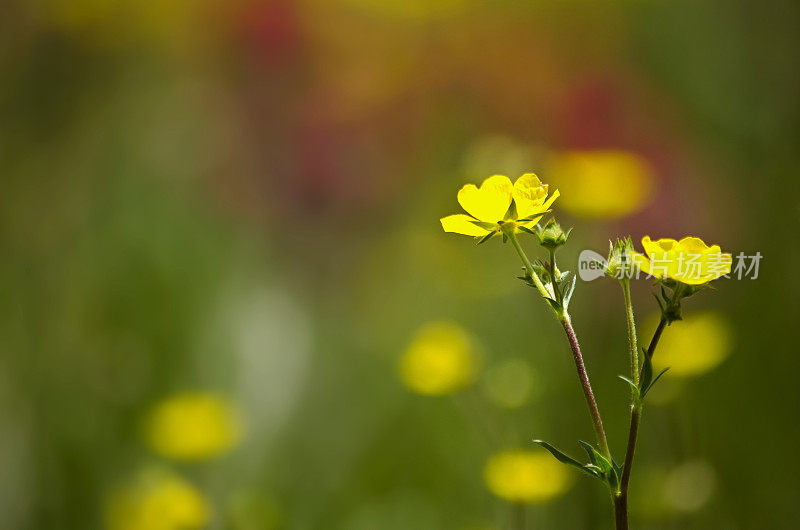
[{"left": 0, "top": 0, "right": 797, "bottom": 528}]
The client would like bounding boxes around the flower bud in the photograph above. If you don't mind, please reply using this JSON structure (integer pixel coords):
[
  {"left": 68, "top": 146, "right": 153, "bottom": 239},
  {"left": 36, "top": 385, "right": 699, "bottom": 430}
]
[
  {"left": 536, "top": 220, "right": 571, "bottom": 249},
  {"left": 605, "top": 237, "right": 637, "bottom": 279}
]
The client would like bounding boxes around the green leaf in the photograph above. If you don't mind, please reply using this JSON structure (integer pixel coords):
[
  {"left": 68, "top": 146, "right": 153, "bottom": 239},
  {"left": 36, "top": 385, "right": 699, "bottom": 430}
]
[
  {"left": 578, "top": 440, "right": 598, "bottom": 466},
  {"left": 641, "top": 367, "right": 670, "bottom": 398},
  {"left": 618, "top": 375, "right": 640, "bottom": 399},
  {"left": 562, "top": 274, "right": 577, "bottom": 309},
  {"left": 544, "top": 297, "right": 561, "bottom": 311},
  {"left": 533, "top": 440, "right": 596, "bottom": 476},
  {"left": 653, "top": 292, "right": 665, "bottom": 313},
  {"left": 640, "top": 350, "right": 654, "bottom": 395},
  {"left": 577, "top": 441, "right": 619, "bottom": 491}
]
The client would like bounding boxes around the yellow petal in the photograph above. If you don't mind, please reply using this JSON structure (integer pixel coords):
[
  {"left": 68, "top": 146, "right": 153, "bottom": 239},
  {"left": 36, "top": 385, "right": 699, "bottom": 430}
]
[
  {"left": 630, "top": 251, "right": 651, "bottom": 276},
  {"left": 677, "top": 236, "right": 713, "bottom": 254},
  {"left": 457, "top": 175, "right": 513, "bottom": 222},
  {"left": 641, "top": 236, "right": 678, "bottom": 258},
  {"left": 440, "top": 214, "right": 491, "bottom": 236},
  {"left": 512, "top": 173, "right": 549, "bottom": 219},
  {"left": 519, "top": 190, "right": 560, "bottom": 228}
]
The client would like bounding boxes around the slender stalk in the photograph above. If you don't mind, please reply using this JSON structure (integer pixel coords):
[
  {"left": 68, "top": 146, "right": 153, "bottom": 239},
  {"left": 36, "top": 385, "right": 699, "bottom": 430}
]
[
  {"left": 507, "top": 232, "right": 610, "bottom": 458},
  {"left": 561, "top": 314, "right": 611, "bottom": 459},
  {"left": 613, "top": 494, "right": 628, "bottom": 530},
  {"left": 508, "top": 231, "right": 550, "bottom": 299},
  {"left": 616, "top": 316, "right": 668, "bottom": 528},
  {"left": 621, "top": 279, "right": 639, "bottom": 386},
  {"left": 548, "top": 248, "right": 562, "bottom": 304}
]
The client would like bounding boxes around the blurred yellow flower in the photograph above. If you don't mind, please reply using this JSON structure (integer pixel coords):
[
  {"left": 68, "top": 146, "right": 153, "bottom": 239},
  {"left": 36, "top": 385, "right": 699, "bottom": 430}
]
[
  {"left": 106, "top": 468, "right": 209, "bottom": 530},
  {"left": 144, "top": 392, "right": 243, "bottom": 460},
  {"left": 484, "top": 450, "right": 571, "bottom": 503},
  {"left": 399, "top": 321, "right": 478, "bottom": 395},
  {"left": 547, "top": 150, "right": 654, "bottom": 218},
  {"left": 646, "top": 312, "right": 732, "bottom": 377},
  {"left": 440, "top": 174, "right": 559, "bottom": 239},
  {"left": 632, "top": 236, "right": 732, "bottom": 285}
]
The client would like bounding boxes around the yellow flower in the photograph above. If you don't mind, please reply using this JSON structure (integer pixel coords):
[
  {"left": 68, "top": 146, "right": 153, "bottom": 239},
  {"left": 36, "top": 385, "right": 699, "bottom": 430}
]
[
  {"left": 106, "top": 468, "right": 210, "bottom": 530},
  {"left": 440, "top": 174, "right": 559, "bottom": 239},
  {"left": 547, "top": 150, "right": 654, "bottom": 218},
  {"left": 399, "top": 321, "right": 478, "bottom": 395},
  {"left": 484, "top": 450, "right": 571, "bottom": 503},
  {"left": 632, "top": 236, "right": 732, "bottom": 285},
  {"left": 144, "top": 392, "right": 243, "bottom": 461},
  {"left": 646, "top": 311, "right": 732, "bottom": 378}
]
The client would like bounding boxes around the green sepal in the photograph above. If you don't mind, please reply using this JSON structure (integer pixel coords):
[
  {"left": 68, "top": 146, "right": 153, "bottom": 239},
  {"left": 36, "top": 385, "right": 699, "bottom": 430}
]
[
  {"left": 468, "top": 220, "right": 498, "bottom": 230},
  {"left": 503, "top": 200, "right": 518, "bottom": 221},
  {"left": 502, "top": 233, "right": 508, "bottom": 243},
  {"left": 475, "top": 231, "right": 496, "bottom": 245},
  {"left": 517, "top": 225, "right": 537, "bottom": 235}
]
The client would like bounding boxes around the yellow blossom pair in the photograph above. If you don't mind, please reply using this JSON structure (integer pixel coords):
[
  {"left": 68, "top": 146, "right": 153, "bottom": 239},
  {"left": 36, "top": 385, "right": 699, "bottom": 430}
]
[
  {"left": 440, "top": 174, "right": 559, "bottom": 239},
  {"left": 632, "top": 236, "right": 732, "bottom": 285}
]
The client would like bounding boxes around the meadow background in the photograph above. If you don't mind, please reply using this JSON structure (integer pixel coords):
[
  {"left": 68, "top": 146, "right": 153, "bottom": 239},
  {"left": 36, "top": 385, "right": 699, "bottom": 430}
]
[{"left": 1, "top": 1, "right": 798, "bottom": 528}]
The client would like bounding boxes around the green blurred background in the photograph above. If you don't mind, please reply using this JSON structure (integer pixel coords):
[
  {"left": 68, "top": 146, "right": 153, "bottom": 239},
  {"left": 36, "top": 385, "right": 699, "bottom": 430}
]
[{"left": 1, "top": 1, "right": 798, "bottom": 528}]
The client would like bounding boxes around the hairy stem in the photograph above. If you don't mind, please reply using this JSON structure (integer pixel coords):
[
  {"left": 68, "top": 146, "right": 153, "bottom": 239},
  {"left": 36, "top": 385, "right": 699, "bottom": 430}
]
[
  {"left": 508, "top": 231, "right": 550, "bottom": 299},
  {"left": 561, "top": 314, "right": 611, "bottom": 459},
  {"left": 621, "top": 279, "right": 639, "bottom": 386},
  {"left": 616, "top": 316, "right": 668, "bottom": 528}
]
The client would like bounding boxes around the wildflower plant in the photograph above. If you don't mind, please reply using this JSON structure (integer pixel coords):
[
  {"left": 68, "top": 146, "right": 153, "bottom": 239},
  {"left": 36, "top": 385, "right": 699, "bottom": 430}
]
[{"left": 439, "top": 173, "right": 732, "bottom": 529}]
